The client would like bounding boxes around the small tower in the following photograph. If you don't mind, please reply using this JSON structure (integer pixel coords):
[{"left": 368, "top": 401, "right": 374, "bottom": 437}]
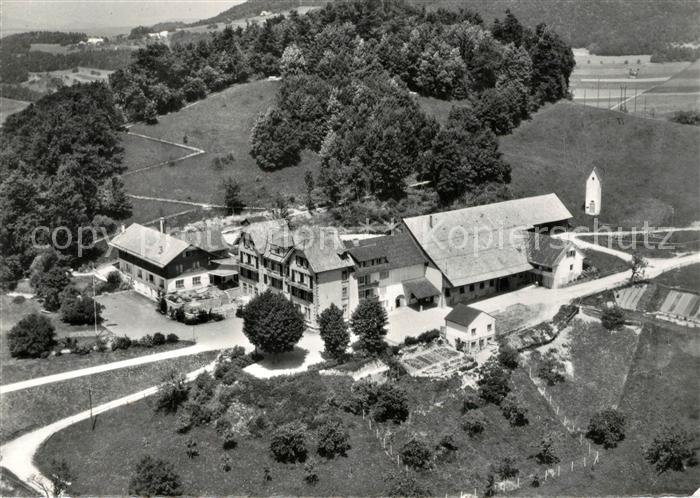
[{"left": 585, "top": 167, "right": 602, "bottom": 216}]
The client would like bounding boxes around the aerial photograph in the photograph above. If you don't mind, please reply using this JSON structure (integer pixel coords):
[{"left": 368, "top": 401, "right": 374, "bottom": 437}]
[{"left": 0, "top": 0, "right": 698, "bottom": 496}]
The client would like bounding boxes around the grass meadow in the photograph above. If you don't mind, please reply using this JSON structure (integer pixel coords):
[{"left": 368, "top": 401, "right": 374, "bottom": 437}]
[
  {"left": 579, "top": 230, "right": 700, "bottom": 259},
  {"left": 0, "top": 97, "right": 30, "bottom": 125}
]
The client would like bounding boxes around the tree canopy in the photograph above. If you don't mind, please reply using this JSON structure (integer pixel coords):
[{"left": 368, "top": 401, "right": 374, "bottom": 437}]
[{"left": 243, "top": 290, "right": 306, "bottom": 354}]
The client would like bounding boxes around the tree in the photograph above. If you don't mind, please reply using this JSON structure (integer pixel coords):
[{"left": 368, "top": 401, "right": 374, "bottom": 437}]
[
  {"left": 372, "top": 383, "right": 410, "bottom": 423},
  {"left": 350, "top": 299, "right": 388, "bottom": 355},
  {"left": 8, "top": 313, "right": 56, "bottom": 358},
  {"left": 155, "top": 370, "right": 189, "bottom": 413},
  {"left": 400, "top": 438, "right": 433, "bottom": 470},
  {"left": 476, "top": 358, "right": 511, "bottom": 405},
  {"left": 243, "top": 291, "right": 305, "bottom": 354},
  {"left": 462, "top": 411, "right": 486, "bottom": 436},
  {"left": 249, "top": 107, "right": 302, "bottom": 170},
  {"left": 270, "top": 421, "right": 308, "bottom": 463},
  {"left": 318, "top": 303, "right": 349, "bottom": 360},
  {"left": 59, "top": 289, "right": 104, "bottom": 325},
  {"left": 535, "top": 436, "right": 559, "bottom": 464},
  {"left": 128, "top": 456, "right": 182, "bottom": 496},
  {"left": 501, "top": 396, "right": 529, "bottom": 426},
  {"left": 462, "top": 391, "right": 481, "bottom": 412},
  {"left": 497, "top": 343, "right": 519, "bottom": 369},
  {"left": 385, "top": 470, "right": 431, "bottom": 497},
  {"left": 303, "top": 458, "right": 319, "bottom": 485},
  {"left": 601, "top": 306, "right": 626, "bottom": 330},
  {"left": 317, "top": 418, "right": 350, "bottom": 458},
  {"left": 222, "top": 177, "right": 244, "bottom": 214},
  {"left": 586, "top": 409, "right": 626, "bottom": 448},
  {"left": 280, "top": 43, "right": 306, "bottom": 76},
  {"left": 47, "top": 459, "right": 73, "bottom": 497},
  {"left": 34, "top": 265, "right": 72, "bottom": 312},
  {"left": 629, "top": 252, "right": 648, "bottom": 284},
  {"left": 537, "top": 350, "right": 565, "bottom": 385},
  {"left": 644, "top": 426, "right": 696, "bottom": 473},
  {"left": 494, "top": 456, "right": 519, "bottom": 479},
  {"left": 97, "top": 177, "right": 132, "bottom": 220}
]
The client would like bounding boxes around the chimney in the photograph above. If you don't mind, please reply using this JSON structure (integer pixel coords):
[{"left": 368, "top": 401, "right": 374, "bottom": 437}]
[{"left": 159, "top": 217, "right": 165, "bottom": 233}]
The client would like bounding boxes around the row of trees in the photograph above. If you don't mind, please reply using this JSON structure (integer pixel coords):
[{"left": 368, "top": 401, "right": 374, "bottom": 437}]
[{"left": 0, "top": 83, "right": 131, "bottom": 287}]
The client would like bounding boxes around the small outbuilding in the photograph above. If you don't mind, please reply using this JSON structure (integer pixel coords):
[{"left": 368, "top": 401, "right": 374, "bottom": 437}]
[
  {"left": 585, "top": 167, "right": 602, "bottom": 216},
  {"left": 444, "top": 304, "right": 496, "bottom": 352}
]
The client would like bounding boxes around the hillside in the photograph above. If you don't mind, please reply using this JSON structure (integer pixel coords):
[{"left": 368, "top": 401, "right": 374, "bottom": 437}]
[
  {"left": 190, "top": 0, "right": 327, "bottom": 26},
  {"left": 499, "top": 102, "right": 700, "bottom": 228}
]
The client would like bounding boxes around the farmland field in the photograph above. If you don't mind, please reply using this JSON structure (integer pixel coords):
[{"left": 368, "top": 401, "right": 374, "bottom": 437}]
[
  {"left": 499, "top": 102, "right": 700, "bottom": 228},
  {"left": 0, "top": 97, "right": 30, "bottom": 125},
  {"left": 123, "top": 80, "right": 321, "bottom": 223}
]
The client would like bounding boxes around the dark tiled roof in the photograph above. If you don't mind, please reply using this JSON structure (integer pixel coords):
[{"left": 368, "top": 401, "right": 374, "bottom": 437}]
[
  {"left": 172, "top": 227, "right": 229, "bottom": 254},
  {"left": 445, "top": 304, "right": 490, "bottom": 327},
  {"left": 347, "top": 232, "right": 426, "bottom": 274},
  {"left": 403, "top": 277, "right": 440, "bottom": 299},
  {"left": 527, "top": 233, "right": 571, "bottom": 268}
]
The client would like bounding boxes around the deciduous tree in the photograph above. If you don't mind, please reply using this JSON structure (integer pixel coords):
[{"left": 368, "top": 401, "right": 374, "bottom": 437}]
[{"left": 243, "top": 291, "right": 305, "bottom": 354}]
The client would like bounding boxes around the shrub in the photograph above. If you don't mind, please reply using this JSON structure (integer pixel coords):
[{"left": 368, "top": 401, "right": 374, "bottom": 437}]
[
  {"left": 270, "top": 421, "right": 308, "bottom": 463},
  {"left": 438, "top": 433, "right": 459, "bottom": 452},
  {"left": 139, "top": 334, "right": 154, "bottom": 348},
  {"left": 183, "top": 401, "right": 212, "bottom": 427},
  {"left": 128, "top": 456, "right": 182, "bottom": 496},
  {"left": 535, "top": 436, "right": 559, "bottom": 464},
  {"left": 303, "top": 458, "right": 319, "bottom": 485},
  {"left": 385, "top": 470, "right": 431, "bottom": 497},
  {"left": 152, "top": 332, "right": 166, "bottom": 346},
  {"left": 112, "top": 335, "right": 132, "bottom": 351},
  {"left": 34, "top": 266, "right": 71, "bottom": 311},
  {"left": 497, "top": 344, "right": 519, "bottom": 369},
  {"left": 586, "top": 409, "right": 626, "bottom": 448},
  {"left": 166, "top": 333, "right": 179, "bottom": 343},
  {"left": 462, "top": 411, "right": 486, "bottom": 436},
  {"left": 537, "top": 350, "right": 565, "bottom": 385},
  {"left": 106, "top": 271, "right": 122, "bottom": 287},
  {"left": 501, "top": 397, "right": 529, "bottom": 426},
  {"left": 400, "top": 439, "right": 433, "bottom": 470},
  {"left": 643, "top": 426, "right": 696, "bottom": 473},
  {"left": 462, "top": 391, "right": 481, "bottom": 412},
  {"left": 12, "top": 295, "right": 25, "bottom": 304},
  {"left": 185, "top": 437, "right": 199, "bottom": 458},
  {"left": 222, "top": 429, "right": 238, "bottom": 450},
  {"left": 372, "top": 383, "right": 409, "bottom": 423},
  {"left": 247, "top": 414, "right": 269, "bottom": 437},
  {"left": 317, "top": 418, "right": 350, "bottom": 458},
  {"left": 175, "top": 411, "right": 191, "bottom": 434},
  {"left": 155, "top": 371, "right": 189, "bottom": 413},
  {"left": 670, "top": 110, "right": 700, "bottom": 126},
  {"left": 494, "top": 456, "right": 519, "bottom": 479},
  {"left": 158, "top": 297, "right": 168, "bottom": 314},
  {"left": 601, "top": 306, "right": 625, "bottom": 330},
  {"left": 343, "top": 381, "right": 380, "bottom": 415},
  {"left": 477, "top": 358, "right": 511, "bottom": 405},
  {"left": 8, "top": 313, "right": 56, "bottom": 358},
  {"left": 220, "top": 454, "right": 232, "bottom": 472}
]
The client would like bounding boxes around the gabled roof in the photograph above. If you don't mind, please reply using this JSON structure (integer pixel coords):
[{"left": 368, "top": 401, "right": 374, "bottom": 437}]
[
  {"left": 589, "top": 167, "right": 603, "bottom": 185},
  {"left": 294, "top": 227, "right": 353, "bottom": 274},
  {"left": 445, "top": 304, "right": 492, "bottom": 327},
  {"left": 110, "top": 224, "right": 191, "bottom": 268},
  {"left": 403, "top": 194, "right": 572, "bottom": 287},
  {"left": 346, "top": 232, "right": 426, "bottom": 275},
  {"left": 527, "top": 233, "right": 575, "bottom": 268},
  {"left": 240, "top": 219, "right": 288, "bottom": 254},
  {"left": 403, "top": 277, "right": 440, "bottom": 299}
]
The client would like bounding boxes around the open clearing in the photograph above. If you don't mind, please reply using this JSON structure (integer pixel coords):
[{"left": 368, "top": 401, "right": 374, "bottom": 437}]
[
  {"left": 120, "top": 133, "right": 191, "bottom": 172},
  {"left": 498, "top": 102, "right": 700, "bottom": 228},
  {"left": 652, "top": 262, "right": 700, "bottom": 291},
  {"left": 579, "top": 230, "right": 700, "bottom": 258},
  {"left": 0, "top": 97, "right": 30, "bottom": 126},
  {"left": 522, "top": 323, "right": 700, "bottom": 496},
  {"left": 0, "top": 350, "right": 217, "bottom": 443},
  {"left": 122, "top": 80, "right": 321, "bottom": 223}
]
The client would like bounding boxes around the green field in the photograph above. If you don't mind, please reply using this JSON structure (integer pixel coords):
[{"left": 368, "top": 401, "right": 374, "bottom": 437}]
[
  {"left": 121, "top": 133, "right": 191, "bottom": 172},
  {"left": 0, "top": 97, "right": 30, "bottom": 125},
  {"left": 652, "top": 263, "right": 700, "bottom": 291},
  {"left": 521, "top": 323, "right": 700, "bottom": 496},
  {"left": 0, "top": 351, "right": 217, "bottom": 443},
  {"left": 579, "top": 230, "right": 700, "bottom": 258},
  {"left": 649, "top": 58, "right": 700, "bottom": 94},
  {"left": 498, "top": 102, "right": 700, "bottom": 228},
  {"left": 122, "top": 80, "right": 321, "bottom": 222}
]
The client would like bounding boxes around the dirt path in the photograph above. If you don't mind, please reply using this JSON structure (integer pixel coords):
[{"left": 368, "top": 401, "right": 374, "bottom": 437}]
[{"left": 126, "top": 194, "right": 225, "bottom": 209}]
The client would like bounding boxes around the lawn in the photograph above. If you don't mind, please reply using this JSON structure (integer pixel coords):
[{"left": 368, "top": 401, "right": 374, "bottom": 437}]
[
  {"left": 121, "top": 132, "right": 191, "bottom": 172},
  {"left": 36, "top": 360, "right": 584, "bottom": 496},
  {"left": 579, "top": 230, "right": 700, "bottom": 258},
  {"left": 652, "top": 262, "right": 700, "bottom": 291},
  {"left": 521, "top": 323, "right": 700, "bottom": 496},
  {"left": 0, "top": 350, "right": 217, "bottom": 444},
  {"left": 499, "top": 102, "right": 700, "bottom": 228},
  {"left": 526, "top": 319, "right": 641, "bottom": 430},
  {"left": 649, "top": 58, "right": 700, "bottom": 94},
  {"left": 0, "top": 97, "right": 30, "bottom": 125},
  {"left": 582, "top": 248, "right": 629, "bottom": 277},
  {"left": 122, "top": 79, "right": 322, "bottom": 222}
]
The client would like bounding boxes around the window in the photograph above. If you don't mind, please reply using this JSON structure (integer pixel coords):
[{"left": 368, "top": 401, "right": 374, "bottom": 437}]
[
  {"left": 192, "top": 276, "right": 201, "bottom": 286},
  {"left": 471, "top": 328, "right": 476, "bottom": 336},
  {"left": 569, "top": 264, "right": 574, "bottom": 271},
  {"left": 568, "top": 250, "right": 576, "bottom": 258},
  {"left": 342, "top": 304, "right": 348, "bottom": 315},
  {"left": 487, "top": 323, "right": 492, "bottom": 332},
  {"left": 148, "top": 274, "right": 154, "bottom": 283},
  {"left": 379, "top": 270, "right": 389, "bottom": 280},
  {"left": 460, "top": 286, "right": 465, "bottom": 294},
  {"left": 176, "top": 279, "right": 184, "bottom": 289},
  {"left": 342, "top": 286, "right": 348, "bottom": 298},
  {"left": 159, "top": 278, "right": 165, "bottom": 289},
  {"left": 479, "top": 282, "right": 484, "bottom": 289},
  {"left": 137, "top": 269, "right": 142, "bottom": 279},
  {"left": 489, "top": 279, "right": 494, "bottom": 287},
  {"left": 341, "top": 270, "right": 348, "bottom": 282},
  {"left": 264, "top": 274, "right": 268, "bottom": 284},
  {"left": 469, "top": 284, "right": 475, "bottom": 292},
  {"left": 445, "top": 288, "right": 451, "bottom": 297}
]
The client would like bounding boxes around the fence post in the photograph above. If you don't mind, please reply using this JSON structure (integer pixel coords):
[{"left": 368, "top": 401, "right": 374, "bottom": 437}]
[
  {"left": 588, "top": 442, "right": 591, "bottom": 455},
  {"left": 594, "top": 451, "right": 599, "bottom": 464},
  {"left": 397, "top": 455, "right": 400, "bottom": 466},
  {"left": 362, "top": 409, "right": 365, "bottom": 420},
  {"left": 571, "top": 461, "right": 574, "bottom": 472},
  {"left": 580, "top": 433, "right": 583, "bottom": 445},
  {"left": 583, "top": 456, "right": 586, "bottom": 467},
  {"left": 558, "top": 465, "right": 560, "bottom": 477}
]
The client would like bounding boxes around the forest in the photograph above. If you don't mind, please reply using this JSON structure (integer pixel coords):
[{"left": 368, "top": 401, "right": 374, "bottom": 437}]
[{"left": 111, "top": 0, "right": 573, "bottom": 209}]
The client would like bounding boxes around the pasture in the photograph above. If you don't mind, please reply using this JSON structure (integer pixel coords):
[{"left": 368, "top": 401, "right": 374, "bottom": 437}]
[
  {"left": 0, "top": 97, "right": 30, "bottom": 125},
  {"left": 578, "top": 230, "right": 700, "bottom": 258},
  {"left": 123, "top": 80, "right": 321, "bottom": 223},
  {"left": 499, "top": 102, "right": 700, "bottom": 228},
  {"left": 21, "top": 67, "right": 112, "bottom": 95}
]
